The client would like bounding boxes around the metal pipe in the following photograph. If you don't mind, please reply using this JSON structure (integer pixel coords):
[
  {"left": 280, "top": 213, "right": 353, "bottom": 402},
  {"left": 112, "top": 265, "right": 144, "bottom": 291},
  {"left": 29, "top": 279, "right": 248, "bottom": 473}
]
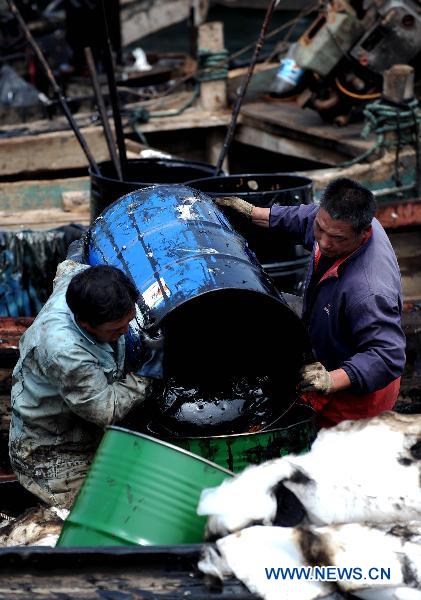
[
  {"left": 372, "top": 183, "right": 415, "bottom": 197},
  {"left": 84, "top": 47, "right": 122, "bottom": 180},
  {"left": 99, "top": 0, "right": 128, "bottom": 179},
  {"left": 215, "top": 0, "right": 279, "bottom": 175},
  {"left": 6, "top": 0, "right": 100, "bottom": 175}
]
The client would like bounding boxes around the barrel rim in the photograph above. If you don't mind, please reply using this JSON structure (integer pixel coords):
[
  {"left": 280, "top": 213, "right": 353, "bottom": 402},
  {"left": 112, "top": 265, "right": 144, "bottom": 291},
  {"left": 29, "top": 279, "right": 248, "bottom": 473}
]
[
  {"left": 186, "top": 172, "right": 313, "bottom": 196},
  {"left": 89, "top": 158, "right": 218, "bottom": 186},
  {"left": 148, "top": 404, "right": 316, "bottom": 442},
  {"left": 107, "top": 426, "right": 234, "bottom": 476},
  {"left": 148, "top": 286, "right": 305, "bottom": 338}
]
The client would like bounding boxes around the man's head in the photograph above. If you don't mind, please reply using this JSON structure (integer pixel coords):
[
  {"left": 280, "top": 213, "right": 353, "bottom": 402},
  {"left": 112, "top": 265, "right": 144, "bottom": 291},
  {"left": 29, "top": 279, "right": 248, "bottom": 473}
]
[
  {"left": 315, "top": 178, "right": 376, "bottom": 259},
  {"left": 66, "top": 266, "right": 138, "bottom": 342}
]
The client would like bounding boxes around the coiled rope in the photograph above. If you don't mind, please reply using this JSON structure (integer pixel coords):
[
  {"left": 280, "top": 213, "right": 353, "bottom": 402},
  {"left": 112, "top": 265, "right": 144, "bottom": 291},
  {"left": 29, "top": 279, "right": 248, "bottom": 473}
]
[
  {"left": 341, "top": 98, "right": 421, "bottom": 184},
  {"left": 197, "top": 48, "right": 229, "bottom": 82}
]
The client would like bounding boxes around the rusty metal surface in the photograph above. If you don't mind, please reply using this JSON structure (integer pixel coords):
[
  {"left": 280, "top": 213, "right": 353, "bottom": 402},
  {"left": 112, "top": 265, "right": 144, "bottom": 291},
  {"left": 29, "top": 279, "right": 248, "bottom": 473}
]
[
  {"left": 376, "top": 200, "right": 421, "bottom": 229},
  {"left": 0, "top": 317, "right": 33, "bottom": 367},
  {"left": 396, "top": 302, "right": 421, "bottom": 411}
]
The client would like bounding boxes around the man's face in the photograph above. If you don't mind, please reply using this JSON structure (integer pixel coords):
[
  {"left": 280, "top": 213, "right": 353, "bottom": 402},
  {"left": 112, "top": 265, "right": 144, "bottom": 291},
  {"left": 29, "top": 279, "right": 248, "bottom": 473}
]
[
  {"left": 79, "top": 306, "right": 136, "bottom": 343},
  {"left": 313, "top": 208, "right": 371, "bottom": 259}
]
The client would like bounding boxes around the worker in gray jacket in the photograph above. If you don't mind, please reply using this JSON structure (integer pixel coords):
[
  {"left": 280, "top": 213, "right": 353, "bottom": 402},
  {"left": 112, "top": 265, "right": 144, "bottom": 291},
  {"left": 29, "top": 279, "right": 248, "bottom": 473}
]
[{"left": 9, "top": 259, "right": 158, "bottom": 509}]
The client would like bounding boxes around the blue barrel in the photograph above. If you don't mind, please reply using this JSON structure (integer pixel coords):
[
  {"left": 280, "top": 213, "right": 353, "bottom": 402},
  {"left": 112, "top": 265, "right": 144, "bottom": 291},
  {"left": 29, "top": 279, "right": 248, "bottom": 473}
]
[
  {"left": 88, "top": 184, "right": 307, "bottom": 382},
  {"left": 187, "top": 173, "right": 313, "bottom": 293}
]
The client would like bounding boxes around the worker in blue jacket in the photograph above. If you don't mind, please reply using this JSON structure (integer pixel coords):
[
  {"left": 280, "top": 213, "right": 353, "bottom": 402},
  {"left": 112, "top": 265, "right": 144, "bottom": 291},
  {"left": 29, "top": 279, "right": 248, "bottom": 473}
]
[
  {"left": 9, "top": 259, "right": 162, "bottom": 508},
  {"left": 217, "top": 177, "right": 405, "bottom": 427}
]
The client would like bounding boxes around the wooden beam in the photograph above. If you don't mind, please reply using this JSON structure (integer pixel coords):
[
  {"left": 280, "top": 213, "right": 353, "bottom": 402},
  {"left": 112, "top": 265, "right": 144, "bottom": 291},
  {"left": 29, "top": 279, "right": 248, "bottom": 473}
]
[
  {"left": 299, "top": 149, "right": 417, "bottom": 192},
  {"left": 236, "top": 123, "right": 345, "bottom": 165},
  {"left": 0, "top": 208, "right": 90, "bottom": 230},
  {"left": 198, "top": 22, "right": 227, "bottom": 112},
  {"left": 240, "top": 102, "right": 374, "bottom": 158},
  {"left": 0, "top": 177, "right": 89, "bottom": 211},
  {"left": 0, "top": 126, "right": 110, "bottom": 176},
  {"left": 121, "top": 0, "right": 203, "bottom": 46},
  {"left": 137, "top": 106, "right": 232, "bottom": 133}
]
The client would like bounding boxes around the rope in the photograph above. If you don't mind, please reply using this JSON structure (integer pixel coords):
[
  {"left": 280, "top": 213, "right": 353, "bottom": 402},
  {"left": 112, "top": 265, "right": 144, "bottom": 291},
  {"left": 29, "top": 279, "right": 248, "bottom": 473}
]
[
  {"left": 335, "top": 78, "right": 380, "bottom": 101},
  {"left": 130, "top": 86, "right": 200, "bottom": 146},
  {"left": 197, "top": 48, "right": 229, "bottom": 82},
  {"left": 339, "top": 98, "right": 421, "bottom": 170}
]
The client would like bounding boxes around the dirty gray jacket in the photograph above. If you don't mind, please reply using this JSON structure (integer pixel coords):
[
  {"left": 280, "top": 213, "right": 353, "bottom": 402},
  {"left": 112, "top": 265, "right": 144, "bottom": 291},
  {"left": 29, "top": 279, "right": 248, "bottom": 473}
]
[{"left": 9, "top": 260, "right": 152, "bottom": 480}]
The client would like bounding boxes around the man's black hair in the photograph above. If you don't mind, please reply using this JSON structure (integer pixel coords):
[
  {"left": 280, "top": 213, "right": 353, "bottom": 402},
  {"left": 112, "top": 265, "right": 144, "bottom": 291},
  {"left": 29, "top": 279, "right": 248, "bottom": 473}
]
[
  {"left": 66, "top": 266, "right": 138, "bottom": 327},
  {"left": 320, "top": 178, "right": 377, "bottom": 233}
]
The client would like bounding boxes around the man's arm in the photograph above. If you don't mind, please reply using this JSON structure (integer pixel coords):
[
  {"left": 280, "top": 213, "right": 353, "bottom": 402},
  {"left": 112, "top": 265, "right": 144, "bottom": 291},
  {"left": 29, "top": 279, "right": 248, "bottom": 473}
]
[
  {"left": 46, "top": 347, "right": 153, "bottom": 427},
  {"left": 215, "top": 197, "right": 318, "bottom": 249},
  {"left": 251, "top": 206, "right": 270, "bottom": 228}
]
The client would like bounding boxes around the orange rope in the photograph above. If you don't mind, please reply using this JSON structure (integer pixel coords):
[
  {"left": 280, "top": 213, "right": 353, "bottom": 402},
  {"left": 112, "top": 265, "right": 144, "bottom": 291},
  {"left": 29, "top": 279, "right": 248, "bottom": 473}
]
[{"left": 335, "top": 77, "right": 381, "bottom": 100}]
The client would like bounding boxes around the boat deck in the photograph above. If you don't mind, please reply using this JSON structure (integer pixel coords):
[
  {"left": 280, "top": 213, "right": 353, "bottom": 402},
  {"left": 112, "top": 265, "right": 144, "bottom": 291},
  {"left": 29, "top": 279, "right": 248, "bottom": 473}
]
[{"left": 237, "top": 101, "right": 374, "bottom": 166}]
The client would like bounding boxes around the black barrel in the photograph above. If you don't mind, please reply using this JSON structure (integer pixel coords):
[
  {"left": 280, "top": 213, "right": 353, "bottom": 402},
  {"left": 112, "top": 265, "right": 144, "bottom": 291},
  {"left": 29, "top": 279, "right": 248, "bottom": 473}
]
[
  {"left": 90, "top": 158, "right": 219, "bottom": 220},
  {"left": 187, "top": 173, "right": 313, "bottom": 292}
]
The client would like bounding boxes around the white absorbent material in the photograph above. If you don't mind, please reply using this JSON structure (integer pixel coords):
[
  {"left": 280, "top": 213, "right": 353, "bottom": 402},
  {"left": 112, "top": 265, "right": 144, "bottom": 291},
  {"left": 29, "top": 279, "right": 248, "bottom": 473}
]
[
  {"left": 199, "top": 523, "right": 421, "bottom": 600},
  {"left": 198, "top": 412, "right": 421, "bottom": 536}
]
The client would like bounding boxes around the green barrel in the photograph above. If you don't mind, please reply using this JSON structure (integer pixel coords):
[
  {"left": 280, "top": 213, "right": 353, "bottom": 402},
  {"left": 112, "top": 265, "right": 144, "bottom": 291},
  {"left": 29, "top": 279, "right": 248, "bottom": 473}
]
[
  {"left": 167, "top": 403, "right": 317, "bottom": 473},
  {"left": 57, "top": 427, "right": 233, "bottom": 547}
]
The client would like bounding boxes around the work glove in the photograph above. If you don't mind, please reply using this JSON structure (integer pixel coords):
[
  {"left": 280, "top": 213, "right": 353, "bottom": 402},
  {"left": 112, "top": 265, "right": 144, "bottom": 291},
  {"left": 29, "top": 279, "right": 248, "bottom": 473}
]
[
  {"left": 298, "top": 361, "right": 332, "bottom": 394},
  {"left": 215, "top": 196, "right": 254, "bottom": 219},
  {"left": 66, "top": 233, "right": 88, "bottom": 263},
  {"left": 136, "top": 327, "right": 165, "bottom": 380}
]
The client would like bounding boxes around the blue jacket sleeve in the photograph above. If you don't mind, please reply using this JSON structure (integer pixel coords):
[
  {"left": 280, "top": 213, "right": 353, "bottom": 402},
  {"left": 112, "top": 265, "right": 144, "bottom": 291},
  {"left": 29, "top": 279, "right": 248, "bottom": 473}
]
[
  {"left": 269, "top": 204, "right": 318, "bottom": 251},
  {"left": 341, "top": 293, "right": 406, "bottom": 393},
  {"left": 45, "top": 346, "right": 152, "bottom": 427}
]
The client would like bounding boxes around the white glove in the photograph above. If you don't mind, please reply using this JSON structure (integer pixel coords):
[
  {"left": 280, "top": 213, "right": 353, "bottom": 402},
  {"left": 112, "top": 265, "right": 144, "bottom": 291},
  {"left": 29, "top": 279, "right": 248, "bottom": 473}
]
[{"left": 299, "top": 362, "right": 332, "bottom": 394}]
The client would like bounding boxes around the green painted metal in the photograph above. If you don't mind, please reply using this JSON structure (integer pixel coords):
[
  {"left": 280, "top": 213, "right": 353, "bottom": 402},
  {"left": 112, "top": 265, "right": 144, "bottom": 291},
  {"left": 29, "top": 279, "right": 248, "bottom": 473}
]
[
  {"left": 0, "top": 178, "right": 89, "bottom": 211},
  {"left": 57, "top": 427, "right": 233, "bottom": 547},
  {"left": 169, "top": 403, "right": 317, "bottom": 473}
]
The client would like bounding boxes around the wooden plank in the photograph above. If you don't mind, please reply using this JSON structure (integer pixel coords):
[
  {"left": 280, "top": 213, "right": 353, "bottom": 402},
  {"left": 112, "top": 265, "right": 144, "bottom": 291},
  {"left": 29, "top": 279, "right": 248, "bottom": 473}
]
[
  {"left": 0, "top": 208, "right": 90, "bottom": 230},
  {"left": 240, "top": 101, "right": 374, "bottom": 158},
  {"left": 137, "top": 106, "right": 232, "bottom": 133},
  {"left": 216, "top": 0, "right": 313, "bottom": 8},
  {"left": 228, "top": 65, "right": 278, "bottom": 103},
  {"left": 0, "top": 545, "right": 254, "bottom": 599},
  {"left": 236, "top": 123, "right": 346, "bottom": 166},
  {"left": 0, "top": 126, "right": 110, "bottom": 176},
  {"left": 299, "top": 148, "right": 417, "bottom": 192},
  {"left": 121, "top": 0, "right": 209, "bottom": 46},
  {"left": 0, "top": 177, "right": 89, "bottom": 211},
  {"left": 0, "top": 103, "right": 230, "bottom": 177}
]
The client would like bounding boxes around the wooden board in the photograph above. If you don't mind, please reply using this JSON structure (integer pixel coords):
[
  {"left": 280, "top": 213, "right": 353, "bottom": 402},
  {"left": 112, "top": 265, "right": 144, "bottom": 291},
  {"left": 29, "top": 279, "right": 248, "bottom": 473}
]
[
  {"left": 0, "top": 126, "right": 109, "bottom": 177},
  {"left": 239, "top": 101, "right": 374, "bottom": 163},
  {"left": 0, "top": 208, "right": 90, "bottom": 230},
  {"left": 236, "top": 123, "right": 347, "bottom": 166},
  {"left": 0, "top": 101, "right": 230, "bottom": 176},
  {"left": 0, "top": 545, "right": 255, "bottom": 599},
  {"left": 121, "top": 0, "right": 210, "bottom": 46},
  {"left": 0, "top": 176, "right": 89, "bottom": 212},
  {"left": 136, "top": 106, "right": 232, "bottom": 134}
]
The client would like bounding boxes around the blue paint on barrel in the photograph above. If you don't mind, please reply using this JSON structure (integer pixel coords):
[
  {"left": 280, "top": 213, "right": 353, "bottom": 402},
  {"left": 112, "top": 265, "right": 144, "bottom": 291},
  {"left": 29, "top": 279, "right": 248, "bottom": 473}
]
[{"left": 87, "top": 184, "right": 307, "bottom": 383}]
